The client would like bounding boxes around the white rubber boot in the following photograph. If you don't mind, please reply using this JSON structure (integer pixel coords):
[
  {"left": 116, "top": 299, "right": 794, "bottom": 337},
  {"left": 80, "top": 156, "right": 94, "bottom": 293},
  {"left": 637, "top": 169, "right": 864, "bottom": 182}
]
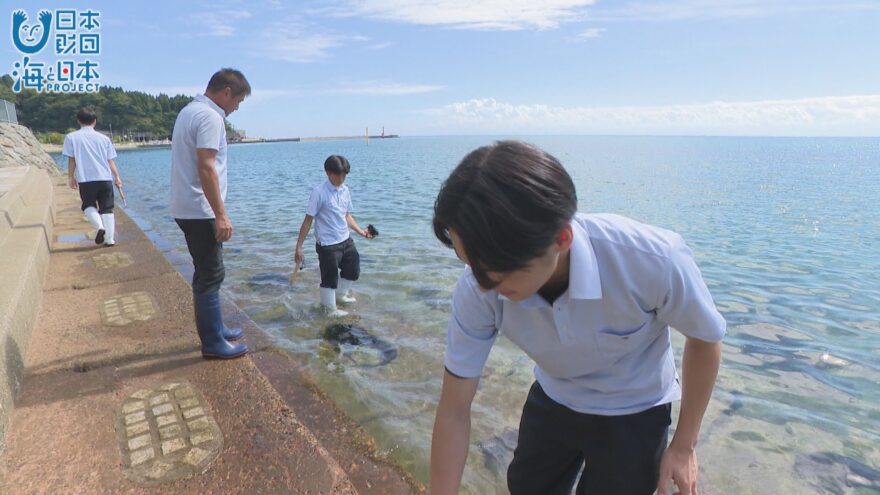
[
  {"left": 84, "top": 207, "right": 105, "bottom": 243},
  {"left": 101, "top": 213, "right": 116, "bottom": 246},
  {"left": 337, "top": 278, "right": 357, "bottom": 304},
  {"left": 320, "top": 288, "right": 348, "bottom": 317}
]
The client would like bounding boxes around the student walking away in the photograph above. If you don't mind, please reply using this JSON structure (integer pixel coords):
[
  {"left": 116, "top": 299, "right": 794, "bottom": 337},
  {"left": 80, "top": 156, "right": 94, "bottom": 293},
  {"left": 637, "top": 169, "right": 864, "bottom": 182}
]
[
  {"left": 294, "top": 155, "right": 374, "bottom": 317},
  {"left": 429, "top": 141, "right": 725, "bottom": 495},
  {"left": 63, "top": 108, "right": 122, "bottom": 247},
  {"left": 170, "top": 68, "right": 251, "bottom": 359}
]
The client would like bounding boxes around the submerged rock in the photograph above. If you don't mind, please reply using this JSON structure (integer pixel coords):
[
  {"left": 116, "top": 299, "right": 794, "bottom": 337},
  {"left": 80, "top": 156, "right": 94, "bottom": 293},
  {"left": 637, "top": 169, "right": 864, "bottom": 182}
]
[
  {"left": 322, "top": 323, "right": 398, "bottom": 367},
  {"left": 478, "top": 429, "right": 518, "bottom": 475},
  {"left": 794, "top": 452, "right": 880, "bottom": 493}
]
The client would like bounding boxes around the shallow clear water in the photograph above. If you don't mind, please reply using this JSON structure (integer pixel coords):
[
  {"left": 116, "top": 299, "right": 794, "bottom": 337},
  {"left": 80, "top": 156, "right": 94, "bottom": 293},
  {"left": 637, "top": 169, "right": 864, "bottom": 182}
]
[{"left": 57, "top": 136, "right": 880, "bottom": 494}]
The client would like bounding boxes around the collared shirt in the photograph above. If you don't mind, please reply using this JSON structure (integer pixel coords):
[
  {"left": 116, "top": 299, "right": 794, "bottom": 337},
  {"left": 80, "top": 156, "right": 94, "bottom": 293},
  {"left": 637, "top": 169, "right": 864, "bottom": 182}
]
[
  {"left": 62, "top": 126, "right": 117, "bottom": 183},
  {"left": 170, "top": 94, "right": 228, "bottom": 219},
  {"left": 444, "top": 213, "right": 726, "bottom": 416},
  {"left": 306, "top": 179, "right": 353, "bottom": 246}
]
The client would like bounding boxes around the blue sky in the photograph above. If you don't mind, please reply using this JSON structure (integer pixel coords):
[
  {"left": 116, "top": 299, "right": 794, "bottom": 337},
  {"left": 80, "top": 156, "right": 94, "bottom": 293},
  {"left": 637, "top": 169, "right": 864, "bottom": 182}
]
[{"left": 4, "top": 1, "right": 880, "bottom": 137}]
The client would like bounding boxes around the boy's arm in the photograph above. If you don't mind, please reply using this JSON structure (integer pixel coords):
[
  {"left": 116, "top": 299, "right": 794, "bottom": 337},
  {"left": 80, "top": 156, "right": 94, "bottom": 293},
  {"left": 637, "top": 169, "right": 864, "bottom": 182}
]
[
  {"left": 430, "top": 371, "right": 480, "bottom": 495},
  {"left": 656, "top": 336, "right": 722, "bottom": 495},
  {"left": 345, "top": 213, "right": 371, "bottom": 238},
  {"left": 67, "top": 157, "right": 78, "bottom": 189},
  {"left": 108, "top": 159, "right": 122, "bottom": 188},
  {"left": 294, "top": 215, "right": 314, "bottom": 267}
]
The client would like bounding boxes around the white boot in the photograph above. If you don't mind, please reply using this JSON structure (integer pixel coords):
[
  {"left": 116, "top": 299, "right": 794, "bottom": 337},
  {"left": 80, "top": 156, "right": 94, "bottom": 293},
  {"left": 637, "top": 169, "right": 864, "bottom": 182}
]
[
  {"left": 320, "top": 288, "right": 348, "bottom": 317},
  {"left": 101, "top": 213, "right": 116, "bottom": 246},
  {"left": 337, "top": 279, "right": 357, "bottom": 304},
  {"left": 84, "top": 207, "right": 105, "bottom": 243}
]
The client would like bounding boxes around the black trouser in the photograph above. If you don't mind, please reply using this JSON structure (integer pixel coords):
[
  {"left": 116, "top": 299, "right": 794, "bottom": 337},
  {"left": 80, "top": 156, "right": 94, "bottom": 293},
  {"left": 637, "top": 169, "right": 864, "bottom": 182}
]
[
  {"left": 78, "top": 180, "right": 114, "bottom": 213},
  {"left": 175, "top": 219, "right": 225, "bottom": 294},
  {"left": 508, "top": 382, "right": 671, "bottom": 495},
  {"left": 316, "top": 237, "right": 360, "bottom": 289}
]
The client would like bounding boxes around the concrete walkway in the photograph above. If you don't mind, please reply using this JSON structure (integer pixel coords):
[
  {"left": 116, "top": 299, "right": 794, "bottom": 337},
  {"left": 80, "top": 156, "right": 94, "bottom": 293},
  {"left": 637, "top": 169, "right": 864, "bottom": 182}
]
[{"left": 0, "top": 176, "right": 423, "bottom": 494}]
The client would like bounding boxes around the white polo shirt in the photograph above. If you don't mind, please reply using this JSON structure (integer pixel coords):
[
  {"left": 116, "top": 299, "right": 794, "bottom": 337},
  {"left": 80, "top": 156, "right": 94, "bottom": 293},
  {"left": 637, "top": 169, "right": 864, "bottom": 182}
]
[
  {"left": 62, "top": 126, "right": 117, "bottom": 183},
  {"left": 170, "top": 94, "right": 228, "bottom": 219},
  {"left": 444, "top": 213, "right": 726, "bottom": 416},
  {"left": 306, "top": 179, "right": 353, "bottom": 246}
]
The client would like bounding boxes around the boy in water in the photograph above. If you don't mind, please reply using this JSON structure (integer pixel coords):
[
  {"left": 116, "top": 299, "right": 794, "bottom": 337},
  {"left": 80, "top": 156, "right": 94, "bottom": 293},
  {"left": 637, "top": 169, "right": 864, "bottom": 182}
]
[
  {"left": 294, "top": 155, "right": 373, "bottom": 317},
  {"left": 429, "top": 141, "right": 725, "bottom": 495}
]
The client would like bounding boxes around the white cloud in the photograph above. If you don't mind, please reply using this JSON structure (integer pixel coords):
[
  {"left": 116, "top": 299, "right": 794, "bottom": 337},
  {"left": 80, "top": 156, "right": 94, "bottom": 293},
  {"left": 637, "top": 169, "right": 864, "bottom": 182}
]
[
  {"left": 192, "top": 10, "right": 252, "bottom": 37},
  {"left": 325, "top": 0, "right": 597, "bottom": 30},
  {"left": 587, "top": 0, "right": 880, "bottom": 22},
  {"left": 425, "top": 95, "right": 880, "bottom": 135},
  {"left": 576, "top": 27, "right": 605, "bottom": 39},
  {"left": 257, "top": 22, "right": 353, "bottom": 63},
  {"left": 324, "top": 81, "right": 444, "bottom": 95}
]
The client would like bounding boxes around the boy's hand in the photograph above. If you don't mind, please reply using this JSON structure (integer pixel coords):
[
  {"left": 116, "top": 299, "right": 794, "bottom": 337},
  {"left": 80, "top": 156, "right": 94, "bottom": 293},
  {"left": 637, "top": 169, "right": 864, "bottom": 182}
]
[
  {"left": 68, "top": 177, "right": 78, "bottom": 189},
  {"left": 360, "top": 229, "right": 373, "bottom": 239},
  {"left": 215, "top": 213, "right": 233, "bottom": 242},
  {"left": 294, "top": 247, "right": 304, "bottom": 267},
  {"left": 656, "top": 444, "right": 698, "bottom": 495}
]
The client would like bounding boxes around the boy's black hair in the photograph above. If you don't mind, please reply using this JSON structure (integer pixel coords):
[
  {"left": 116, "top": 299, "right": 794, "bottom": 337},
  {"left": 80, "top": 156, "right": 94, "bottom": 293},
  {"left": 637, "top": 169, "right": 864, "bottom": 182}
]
[
  {"left": 432, "top": 140, "right": 577, "bottom": 289},
  {"left": 76, "top": 108, "right": 97, "bottom": 125},
  {"left": 324, "top": 155, "right": 351, "bottom": 175},
  {"left": 207, "top": 68, "right": 252, "bottom": 97}
]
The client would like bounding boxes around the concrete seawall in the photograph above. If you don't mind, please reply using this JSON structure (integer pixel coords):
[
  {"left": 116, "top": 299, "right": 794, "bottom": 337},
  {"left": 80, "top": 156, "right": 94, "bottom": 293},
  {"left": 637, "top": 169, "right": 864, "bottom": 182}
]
[
  {"left": 0, "top": 165, "right": 55, "bottom": 451},
  {"left": 0, "top": 127, "right": 423, "bottom": 492}
]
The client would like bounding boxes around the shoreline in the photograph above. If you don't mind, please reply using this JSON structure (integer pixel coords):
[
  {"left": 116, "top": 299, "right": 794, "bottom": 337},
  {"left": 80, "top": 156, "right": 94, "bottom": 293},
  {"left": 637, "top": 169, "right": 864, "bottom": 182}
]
[{"left": 41, "top": 134, "right": 401, "bottom": 154}]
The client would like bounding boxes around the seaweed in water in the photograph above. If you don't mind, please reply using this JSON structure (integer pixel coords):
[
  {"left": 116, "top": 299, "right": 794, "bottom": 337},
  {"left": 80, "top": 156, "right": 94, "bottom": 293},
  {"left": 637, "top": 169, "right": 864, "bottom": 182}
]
[{"left": 322, "top": 323, "right": 398, "bottom": 367}]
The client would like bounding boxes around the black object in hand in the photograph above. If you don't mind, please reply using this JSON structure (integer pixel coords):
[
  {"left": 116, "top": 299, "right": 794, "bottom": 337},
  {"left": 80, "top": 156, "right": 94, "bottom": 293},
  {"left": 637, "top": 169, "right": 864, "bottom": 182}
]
[{"left": 366, "top": 224, "right": 379, "bottom": 237}]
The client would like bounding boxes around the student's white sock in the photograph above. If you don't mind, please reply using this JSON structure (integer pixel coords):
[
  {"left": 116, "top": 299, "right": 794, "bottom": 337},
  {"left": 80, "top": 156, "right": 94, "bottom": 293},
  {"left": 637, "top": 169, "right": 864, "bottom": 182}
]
[
  {"left": 101, "top": 213, "right": 116, "bottom": 245},
  {"left": 84, "top": 207, "right": 104, "bottom": 231}
]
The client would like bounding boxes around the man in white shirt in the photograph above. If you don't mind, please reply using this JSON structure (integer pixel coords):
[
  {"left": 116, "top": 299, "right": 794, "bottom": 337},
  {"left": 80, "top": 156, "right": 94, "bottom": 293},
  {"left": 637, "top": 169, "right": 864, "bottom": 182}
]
[
  {"left": 293, "top": 155, "right": 373, "bottom": 316},
  {"left": 170, "top": 68, "right": 250, "bottom": 359},
  {"left": 429, "top": 141, "right": 725, "bottom": 495},
  {"left": 63, "top": 108, "right": 121, "bottom": 246}
]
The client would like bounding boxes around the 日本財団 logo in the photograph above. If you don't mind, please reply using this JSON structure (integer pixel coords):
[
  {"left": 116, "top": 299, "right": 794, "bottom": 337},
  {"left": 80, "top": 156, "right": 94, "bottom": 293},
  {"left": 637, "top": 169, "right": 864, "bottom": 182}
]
[{"left": 9, "top": 8, "right": 103, "bottom": 93}]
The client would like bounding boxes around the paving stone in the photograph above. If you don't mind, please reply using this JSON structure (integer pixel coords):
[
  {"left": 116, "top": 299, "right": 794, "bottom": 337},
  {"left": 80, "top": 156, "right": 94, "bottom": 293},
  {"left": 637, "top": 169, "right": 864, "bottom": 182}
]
[
  {"left": 126, "top": 422, "right": 150, "bottom": 437},
  {"left": 161, "top": 438, "right": 187, "bottom": 455},
  {"left": 159, "top": 424, "right": 182, "bottom": 440},
  {"left": 182, "top": 407, "right": 204, "bottom": 420},
  {"left": 128, "top": 434, "right": 152, "bottom": 451},
  {"left": 187, "top": 417, "right": 211, "bottom": 431},
  {"left": 177, "top": 397, "right": 199, "bottom": 409},
  {"left": 190, "top": 431, "right": 213, "bottom": 446},
  {"left": 152, "top": 403, "right": 174, "bottom": 416},
  {"left": 116, "top": 381, "right": 224, "bottom": 485},
  {"left": 100, "top": 292, "right": 156, "bottom": 326},
  {"left": 131, "top": 390, "right": 153, "bottom": 399},
  {"left": 92, "top": 251, "right": 134, "bottom": 269},
  {"left": 122, "top": 400, "right": 145, "bottom": 414},
  {"left": 183, "top": 447, "right": 210, "bottom": 466},
  {"left": 173, "top": 387, "right": 194, "bottom": 399},
  {"left": 124, "top": 411, "right": 146, "bottom": 425},
  {"left": 130, "top": 447, "right": 155, "bottom": 466},
  {"left": 155, "top": 414, "right": 177, "bottom": 427}
]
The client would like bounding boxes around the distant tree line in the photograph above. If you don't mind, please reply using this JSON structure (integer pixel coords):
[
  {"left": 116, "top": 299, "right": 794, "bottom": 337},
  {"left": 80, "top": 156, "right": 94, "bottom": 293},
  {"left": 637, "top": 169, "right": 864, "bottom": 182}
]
[{"left": 1, "top": 75, "right": 244, "bottom": 144}]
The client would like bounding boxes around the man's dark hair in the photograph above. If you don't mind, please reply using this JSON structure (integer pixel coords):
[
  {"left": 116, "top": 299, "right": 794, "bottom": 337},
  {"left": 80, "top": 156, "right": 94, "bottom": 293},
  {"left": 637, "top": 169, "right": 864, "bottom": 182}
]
[
  {"left": 206, "top": 68, "right": 252, "bottom": 97},
  {"left": 433, "top": 140, "right": 578, "bottom": 289},
  {"left": 76, "top": 108, "right": 97, "bottom": 125},
  {"left": 324, "top": 155, "right": 351, "bottom": 175}
]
